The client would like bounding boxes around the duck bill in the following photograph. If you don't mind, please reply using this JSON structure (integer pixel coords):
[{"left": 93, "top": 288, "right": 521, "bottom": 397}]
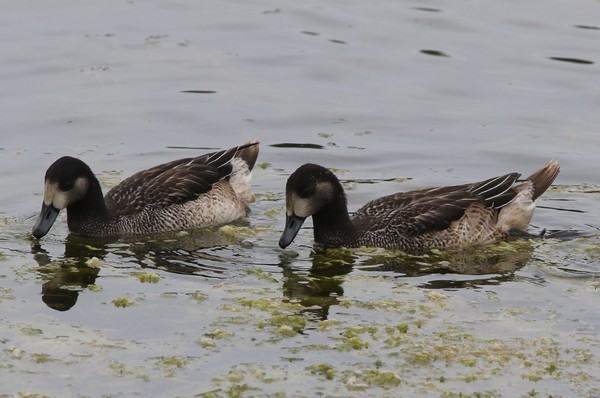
[
  {"left": 32, "top": 203, "right": 60, "bottom": 239},
  {"left": 279, "top": 214, "right": 306, "bottom": 248}
]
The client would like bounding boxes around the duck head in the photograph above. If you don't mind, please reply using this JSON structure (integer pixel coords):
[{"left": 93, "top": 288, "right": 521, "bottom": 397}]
[
  {"left": 32, "top": 156, "right": 92, "bottom": 239},
  {"left": 279, "top": 164, "right": 341, "bottom": 248}
]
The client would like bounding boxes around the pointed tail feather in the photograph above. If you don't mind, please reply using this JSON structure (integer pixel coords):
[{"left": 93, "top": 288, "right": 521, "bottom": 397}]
[
  {"left": 235, "top": 140, "right": 260, "bottom": 171},
  {"left": 526, "top": 160, "right": 560, "bottom": 200},
  {"left": 228, "top": 141, "right": 259, "bottom": 203}
]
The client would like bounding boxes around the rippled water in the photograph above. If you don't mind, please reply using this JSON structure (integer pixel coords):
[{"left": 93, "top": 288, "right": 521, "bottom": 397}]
[{"left": 2, "top": 0, "right": 600, "bottom": 396}]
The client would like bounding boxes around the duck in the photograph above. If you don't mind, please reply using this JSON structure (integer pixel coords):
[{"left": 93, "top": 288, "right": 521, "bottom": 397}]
[
  {"left": 279, "top": 160, "right": 560, "bottom": 251},
  {"left": 32, "top": 141, "right": 259, "bottom": 239}
]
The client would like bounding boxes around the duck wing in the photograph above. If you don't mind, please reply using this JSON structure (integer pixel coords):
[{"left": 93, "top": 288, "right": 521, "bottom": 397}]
[
  {"left": 352, "top": 173, "right": 520, "bottom": 237},
  {"left": 104, "top": 145, "right": 250, "bottom": 216}
]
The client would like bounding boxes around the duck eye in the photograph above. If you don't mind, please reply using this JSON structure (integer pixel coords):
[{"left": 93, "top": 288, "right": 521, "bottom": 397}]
[
  {"left": 59, "top": 181, "right": 74, "bottom": 191},
  {"left": 299, "top": 187, "right": 314, "bottom": 198}
]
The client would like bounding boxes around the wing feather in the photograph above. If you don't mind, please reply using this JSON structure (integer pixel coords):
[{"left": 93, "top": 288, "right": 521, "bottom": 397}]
[
  {"left": 103, "top": 143, "right": 256, "bottom": 216},
  {"left": 352, "top": 173, "right": 520, "bottom": 237}
]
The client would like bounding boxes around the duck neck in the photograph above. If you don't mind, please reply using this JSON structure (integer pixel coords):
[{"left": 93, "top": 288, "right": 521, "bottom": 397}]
[
  {"left": 66, "top": 177, "right": 111, "bottom": 235},
  {"left": 312, "top": 196, "right": 357, "bottom": 247}
]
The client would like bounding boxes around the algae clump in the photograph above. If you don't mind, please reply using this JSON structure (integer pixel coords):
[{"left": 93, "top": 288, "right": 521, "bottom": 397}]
[
  {"left": 113, "top": 297, "right": 134, "bottom": 308},
  {"left": 136, "top": 272, "right": 160, "bottom": 283},
  {"left": 307, "top": 363, "right": 335, "bottom": 380}
]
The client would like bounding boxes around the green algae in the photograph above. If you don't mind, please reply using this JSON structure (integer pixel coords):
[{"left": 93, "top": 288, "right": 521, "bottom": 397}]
[
  {"left": 360, "top": 369, "right": 402, "bottom": 387},
  {"left": 4, "top": 212, "right": 600, "bottom": 398},
  {"left": 31, "top": 353, "right": 55, "bottom": 364},
  {"left": 221, "top": 297, "right": 310, "bottom": 341},
  {"left": 244, "top": 268, "right": 278, "bottom": 283},
  {"left": 188, "top": 292, "right": 208, "bottom": 302},
  {"left": 219, "top": 225, "right": 271, "bottom": 239},
  {"left": 341, "top": 368, "right": 402, "bottom": 390},
  {"left": 113, "top": 297, "right": 134, "bottom": 308},
  {"left": 0, "top": 216, "right": 18, "bottom": 229},
  {"left": 135, "top": 272, "right": 161, "bottom": 283},
  {"left": 396, "top": 323, "right": 409, "bottom": 333},
  {"left": 316, "top": 319, "right": 343, "bottom": 331},
  {"left": 20, "top": 326, "right": 43, "bottom": 336},
  {"left": 158, "top": 356, "right": 188, "bottom": 368},
  {"left": 87, "top": 284, "right": 103, "bottom": 292},
  {"left": 84, "top": 256, "right": 103, "bottom": 268},
  {"left": 210, "top": 369, "right": 268, "bottom": 398},
  {"left": 0, "top": 286, "right": 14, "bottom": 296},
  {"left": 235, "top": 297, "right": 303, "bottom": 313},
  {"left": 109, "top": 361, "right": 150, "bottom": 381},
  {"left": 522, "top": 372, "right": 543, "bottom": 382},
  {"left": 461, "top": 358, "right": 477, "bottom": 367},
  {"left": 79, "top": 267, "right": 600, "bottom": 398},
  {"left": 198, "top": 337, "right": 217, "bottom": 349},
  {"left": 306, "top": 363, "right": 335, "bottom": 380},
  {"left": 253, "top": 191, "right": 283, "bottom": 202},
  {"left": 548, "top": 183, "right": 600, "bottom": 193},
  {"left": 268, "top": 315, "right": 306, "bottom": 336},
  {"left": 339, "top": 335, "right": 369, "bottom": 350},
  {"left": 156, "top": 356, "right": 192, "bottom": 378},
  {"left": 16, "top": 393, "right": 50, "bottom": 398},
  {"left": 204, "top": 328, "right": 234, "bottom": 339},
  {"left": 257, "top": 161, "right": 271, "bottom": 169},
  {"left": 264, "top": 207, "right": 282, "bottom": 218},
  {"left": 222, "top": 290, "right": 593, "bottom": 395}
]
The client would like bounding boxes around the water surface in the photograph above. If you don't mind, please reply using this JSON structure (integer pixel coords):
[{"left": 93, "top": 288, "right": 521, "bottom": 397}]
[{"left": 2, "top": 0, "right": 600, "bottom": 396}]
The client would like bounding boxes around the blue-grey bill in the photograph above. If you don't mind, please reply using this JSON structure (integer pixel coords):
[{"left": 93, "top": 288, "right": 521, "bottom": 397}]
[
  {"left": 279, "top": 214, "right": 306, "bottom": 248},
  {"left": 32, "top": 203, "right": 60, "bottom": 239}
]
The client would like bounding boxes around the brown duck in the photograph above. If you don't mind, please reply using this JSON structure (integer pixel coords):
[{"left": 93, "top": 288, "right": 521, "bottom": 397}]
[
  {"left": 33, "top": 141, "right": 259, "bottom": 238},
  {"left": 279, "top": 160, "right": 560, "bottom": 251}
]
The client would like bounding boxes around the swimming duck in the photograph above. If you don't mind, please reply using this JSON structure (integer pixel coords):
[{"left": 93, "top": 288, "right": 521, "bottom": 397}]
[
  {"left": 32, "top": 141, "right": 259, "bottom": 238},
  {"left": 279, "top": 160, "right": 560, "bottom": 251}
]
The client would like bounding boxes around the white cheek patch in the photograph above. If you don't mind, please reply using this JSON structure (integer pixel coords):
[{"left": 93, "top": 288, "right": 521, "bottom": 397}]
[
  {"left": 291, "top": 195, "right": 316, "bottom": 218},
  {"left": 43, "top": 182, "right": 69, "bottom": 210},
  {"left": 43, "top": 183, "right": 59, "bottom": 207},
  {"left": 286, "top": 181, "right": 334, "bottom": 218},
  {"left": 43, "top": 177, "right": 89, "bottom": 210},
  {"left": 73, "top": 176, "right": 89, "bottom": 200},
  {"left": 52, "top": 191, "right": 70, "bottom": 210}
]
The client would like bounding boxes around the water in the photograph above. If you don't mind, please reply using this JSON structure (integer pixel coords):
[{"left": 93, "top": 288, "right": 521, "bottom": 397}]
[{"left": 2, "top": 0, "right": 600, "bottom": 396}]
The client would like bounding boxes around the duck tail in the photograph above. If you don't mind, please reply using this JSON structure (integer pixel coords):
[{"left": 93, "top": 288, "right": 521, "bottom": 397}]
[
  {"left": 526, "top": 160, "right": 560, "bottom": 200},
  {"left": 228, "top": 141, "right": 259, "bottom": 204},
  {"left": 236, "top": 140, "right": 260, "bottom": 171}
]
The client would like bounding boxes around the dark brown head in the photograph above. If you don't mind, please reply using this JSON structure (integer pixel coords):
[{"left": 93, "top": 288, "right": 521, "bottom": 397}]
[
  {"left": 32, "top": 156, "right": 96, "bottom": 239},
  {"left": 279, "top": 163, "right": 346, "bottom": 248}
]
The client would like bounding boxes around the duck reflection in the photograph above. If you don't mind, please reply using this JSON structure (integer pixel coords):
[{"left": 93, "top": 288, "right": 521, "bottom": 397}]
[
  {"left": 278, "top": 238, "right": 539, "bottom": 318},
  {"left": 362, "top": 230, "right": 586, "bottom": 288},
  {"left": 360, "top": 239, "right": 535, "bottom": 289},
  {"left": 32, "top": 235, "right": 109, "bottom": 311},
  {"left": 31, "top": 226, "right": 555, "bottom": 314},
  {"left": 31, "top": 223, "right": 251, "bottom": 311},
  {"left": 279, "top": 248, "right": 355, "bottom": 320}
]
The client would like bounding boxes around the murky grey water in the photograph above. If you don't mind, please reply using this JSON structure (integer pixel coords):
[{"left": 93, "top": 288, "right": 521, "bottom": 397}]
[{"left": 2, "top": 0, "right": 600, "bottom": 396}]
